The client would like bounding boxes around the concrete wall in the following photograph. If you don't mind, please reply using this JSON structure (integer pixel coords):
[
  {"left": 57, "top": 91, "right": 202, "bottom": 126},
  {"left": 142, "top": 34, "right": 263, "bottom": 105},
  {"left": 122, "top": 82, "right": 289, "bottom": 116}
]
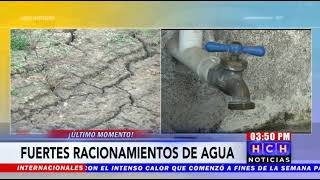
[{"left": 161, "top": 30, "right": 311, "bottom": 133}]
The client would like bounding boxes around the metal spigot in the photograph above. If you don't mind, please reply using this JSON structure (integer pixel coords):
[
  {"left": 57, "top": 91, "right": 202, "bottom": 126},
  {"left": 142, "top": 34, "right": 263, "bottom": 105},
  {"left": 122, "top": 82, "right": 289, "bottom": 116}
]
[{"left": 205, "top": 41, "right": 266, "bottom": 110}]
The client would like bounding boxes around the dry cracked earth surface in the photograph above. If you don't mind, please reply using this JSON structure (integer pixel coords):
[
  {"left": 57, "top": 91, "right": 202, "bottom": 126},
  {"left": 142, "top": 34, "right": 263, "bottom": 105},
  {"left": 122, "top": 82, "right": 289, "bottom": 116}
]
[{"left": 11, "top": 29, "right": 160, "bottom": 133}]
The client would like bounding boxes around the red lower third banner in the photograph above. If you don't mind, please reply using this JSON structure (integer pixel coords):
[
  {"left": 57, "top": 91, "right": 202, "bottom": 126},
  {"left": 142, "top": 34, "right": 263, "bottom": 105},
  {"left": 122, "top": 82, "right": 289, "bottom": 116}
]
[
  {"left": 0, "top": 164, "right": 85, "bottom": 172},
  {"left": 47, "top": 130, "right": 150, "bottom": 138}
]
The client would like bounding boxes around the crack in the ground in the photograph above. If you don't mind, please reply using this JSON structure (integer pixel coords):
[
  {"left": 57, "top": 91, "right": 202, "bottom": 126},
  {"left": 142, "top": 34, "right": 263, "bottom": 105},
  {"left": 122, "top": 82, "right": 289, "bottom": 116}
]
[
  {"left": 35, "top": 42, "right": 61, "bottom": 50},
  {"left": 86, "top": 55, "right": 155, "bottom": 129},
  {"left": 115, "top": 83, "right": 158, "bottom": 117},
  {"left": 100, "top": 73, "right": 130, "bottom": 92},
  {"left": 64, "top": 48, "right": 145, "bottom": 84},
  {"left": 26, "top": 51, "right": 146, "bottom": 101},
  {"left": 12, "top": 99, "right": 60, "bottom": 124},
  {"left": 13, "top": 89, "right": 104, "bottom": 125},
  {"left": 65, "top": 92, "right": 97, "bottom": 101},
  {"left": 46, "top": 83, "right": 64, "bottom": 100},
  {"left": 85, "top": 103, "right": 128, "bottom": 130},
  {"left": 13, "top": 57, "right": 150, "bottom": 125},
  {"left": 115, "top": 85, "right": 134, "bottom": 105},
  {"left": 122, "top": 117, "right": 139, "bottom": 126},
  {"left": 129, "top": 33, "right": 151, "bottom": 58},
  {"left": 65, "top": 29, "right": 77, "bottom": 45},
  {"left": 133, "top": 104, "right": 159, "bottom": 117},
  {"left": 18, "top": 92, "right": 51, "bottom": 106},
  {"left": 68, "top": 72, "right": 104, "bottom": 92},
  {"left": 98, "top": 53, "right": 149, "bottom": 91},
  {"left": 69, "top": 44, "right": 88, "bottom": 56},
  {"left": 85, "top": 56, "right": 156, "bottom": 129},
  {"left": 63, "top": 29, "right": 89, "bottom": 57},
  {"left": 12, "top": 57, "right": 46, "bottom": 76},
  {"left": 36, "top": 100, "right": 60, "bottom": 114}
]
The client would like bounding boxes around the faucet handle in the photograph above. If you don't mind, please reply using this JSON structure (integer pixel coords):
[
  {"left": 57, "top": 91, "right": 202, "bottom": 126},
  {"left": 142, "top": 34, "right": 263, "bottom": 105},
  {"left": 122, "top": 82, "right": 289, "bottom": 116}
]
[{"left": 205, "top": 41, "right": 266, "bottom": 57}]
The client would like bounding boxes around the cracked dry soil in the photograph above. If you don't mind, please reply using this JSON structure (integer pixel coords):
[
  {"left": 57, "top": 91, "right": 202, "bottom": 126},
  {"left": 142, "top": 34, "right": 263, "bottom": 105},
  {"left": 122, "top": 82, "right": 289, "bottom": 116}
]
[{"left": 11, "top": 29, "right": 160, "bottom": 133}]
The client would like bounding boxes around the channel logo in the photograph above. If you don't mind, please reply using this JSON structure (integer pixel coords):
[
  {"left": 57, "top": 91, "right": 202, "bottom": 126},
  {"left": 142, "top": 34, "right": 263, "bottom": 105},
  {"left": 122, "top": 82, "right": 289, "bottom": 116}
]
[{"left": 246, "top": 132, "right": 291, "bottom": 163}]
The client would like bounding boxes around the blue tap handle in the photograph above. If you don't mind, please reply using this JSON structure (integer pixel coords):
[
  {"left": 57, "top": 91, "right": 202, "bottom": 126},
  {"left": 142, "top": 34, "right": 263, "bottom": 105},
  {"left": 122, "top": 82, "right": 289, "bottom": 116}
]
[{"left": 205, "top": 41, "right": 266, "bottom": 57}]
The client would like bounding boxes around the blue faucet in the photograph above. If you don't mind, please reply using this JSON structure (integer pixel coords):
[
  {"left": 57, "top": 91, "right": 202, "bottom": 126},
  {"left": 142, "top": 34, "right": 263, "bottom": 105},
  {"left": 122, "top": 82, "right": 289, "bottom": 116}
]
[{"left": 205, "top": 41, "right": 266, "bottom": 57}]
